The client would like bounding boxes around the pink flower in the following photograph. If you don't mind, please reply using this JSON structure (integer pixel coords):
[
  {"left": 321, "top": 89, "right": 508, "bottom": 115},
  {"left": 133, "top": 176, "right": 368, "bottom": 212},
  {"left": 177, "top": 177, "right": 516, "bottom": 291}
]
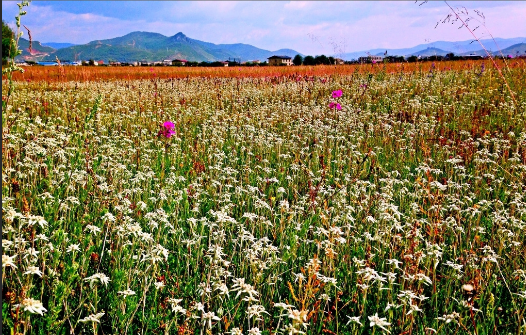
[
  {"left": 329, "top": 102, "right": 342, "bottom": 110},
  {"left": 158, "top": 121, "right": 176, "bottom": 138},
  {"left": 332, "top": 90, "right": 343, "bottom": 98}
]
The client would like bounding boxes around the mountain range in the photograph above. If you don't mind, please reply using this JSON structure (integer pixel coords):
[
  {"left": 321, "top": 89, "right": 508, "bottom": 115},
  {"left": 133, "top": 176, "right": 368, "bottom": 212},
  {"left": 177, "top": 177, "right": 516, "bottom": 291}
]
[
  {"left": 339, "top": 37, "right": 526, "bottom": 59},
  {"left": 14, "top": 31, "right": 526, "bottom": 63},
  {"left": 27, "top": 31, "right": 302, "bottom": 63}
]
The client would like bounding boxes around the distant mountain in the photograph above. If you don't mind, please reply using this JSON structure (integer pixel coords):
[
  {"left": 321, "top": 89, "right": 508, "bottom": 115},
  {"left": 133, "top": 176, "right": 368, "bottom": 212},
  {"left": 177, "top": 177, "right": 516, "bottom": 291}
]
[
  {"left": 42, "top": 42, "right": 77, "bottom": 49},
  {"left": 341, "top": 37, "right": 526, "bottom": 60},
  {"left": 500, "top": 43, "right": 526, "bottom": 56},
  {"left": 17, "top": 38, "right": 55, "bottom": 60},
  {"left": 458, "top": 43, "right": 526, "bottom": 56},
  {"left": 40, "top": 31, "right": 303, "bottom": 63},
  {"left": 409, "top": 47, "right": 451, "bottom": 57}
]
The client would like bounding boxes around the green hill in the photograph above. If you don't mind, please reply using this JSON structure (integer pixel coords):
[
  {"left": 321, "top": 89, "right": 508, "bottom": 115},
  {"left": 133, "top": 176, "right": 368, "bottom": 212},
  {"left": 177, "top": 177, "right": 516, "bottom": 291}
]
[
  {"left": 41, "top": 31, "right": 303, "bottom": 63},
  {"left": 16, "top": 38, "right": 55, "bottom": 61}
]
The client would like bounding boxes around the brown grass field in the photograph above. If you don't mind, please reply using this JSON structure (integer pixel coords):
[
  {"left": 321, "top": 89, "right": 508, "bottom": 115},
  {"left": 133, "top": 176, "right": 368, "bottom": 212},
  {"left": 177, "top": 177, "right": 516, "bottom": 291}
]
[{"left": 4, "top": 59, "right": 524, "bottom": 82}]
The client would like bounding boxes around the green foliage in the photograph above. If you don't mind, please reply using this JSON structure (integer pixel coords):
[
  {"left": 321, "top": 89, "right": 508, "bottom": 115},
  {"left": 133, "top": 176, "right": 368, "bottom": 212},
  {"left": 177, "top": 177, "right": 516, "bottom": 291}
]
[
  {"left": 2, "top": 20, "right": 16, "bottom": 61},
  {"left": 293, "top": 54, "right": 303, "bottom": 65},
  {"left": 303, "top": 55, "right": 315, "bottom": 65}
]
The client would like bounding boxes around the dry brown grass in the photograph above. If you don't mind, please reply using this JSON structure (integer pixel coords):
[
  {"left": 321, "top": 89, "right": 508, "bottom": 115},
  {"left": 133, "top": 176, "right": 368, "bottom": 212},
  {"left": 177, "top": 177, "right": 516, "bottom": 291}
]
[{"left": 4, "top": 59, "right": 523, "bottom": 83}]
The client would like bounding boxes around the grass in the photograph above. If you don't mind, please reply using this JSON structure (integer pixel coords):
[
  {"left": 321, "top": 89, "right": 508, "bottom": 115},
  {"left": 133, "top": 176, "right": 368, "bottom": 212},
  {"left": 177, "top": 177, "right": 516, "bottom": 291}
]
[
  {"left": 6, "top": 59, "right": 522, "bottom": 82},
  {"left": 2, "top": 60, "right": 526, "bottom": 335}
]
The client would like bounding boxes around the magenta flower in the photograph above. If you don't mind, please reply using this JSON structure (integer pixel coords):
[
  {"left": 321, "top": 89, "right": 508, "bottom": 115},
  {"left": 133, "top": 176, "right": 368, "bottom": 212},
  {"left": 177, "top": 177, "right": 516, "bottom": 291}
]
[
  {"left": 158, "top": 121, "right": 176, "bottom": 138},
  {"left": 332, "top": 90, "right": 343, "bottom": 98},
  {"left": 329, "top": 102, "right": 342, "bottom": 110}
]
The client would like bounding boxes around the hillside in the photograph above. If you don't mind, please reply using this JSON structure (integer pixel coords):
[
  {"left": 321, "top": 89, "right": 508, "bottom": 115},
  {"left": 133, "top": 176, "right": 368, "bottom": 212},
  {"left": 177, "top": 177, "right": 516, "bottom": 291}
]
[
  {"left": 342, "top": 37, "right": 526, "bottom": 60},
  {"left": 17, "top": 38, "right": 55, "bottom": 60},
  {"left": 409, "top": 47, "right": 450, "bottom": 57},
  {"left": 41, "top": 31, "right": 303, "bottom": 63}
]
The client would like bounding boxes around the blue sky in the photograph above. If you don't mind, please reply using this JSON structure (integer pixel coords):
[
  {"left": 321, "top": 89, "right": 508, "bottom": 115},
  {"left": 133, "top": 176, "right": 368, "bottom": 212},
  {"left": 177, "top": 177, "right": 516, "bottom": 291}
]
[{"left": 2, "top": 1, "right": 525, "bottom": 55}]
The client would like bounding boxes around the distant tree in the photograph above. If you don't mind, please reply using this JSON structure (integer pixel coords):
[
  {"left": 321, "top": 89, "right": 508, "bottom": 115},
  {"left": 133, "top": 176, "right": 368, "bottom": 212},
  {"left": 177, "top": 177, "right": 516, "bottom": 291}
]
[
  {"left": 428, "top": 55, "right": 444, "bottom": 61},
  {"left": 2, "top": 20, "right": 16, "bottom": 62},
  {"left": 314, "top": 55, "right": 329, "bottom": 65},
  {"left": 303, "top": 55, "right": 315, "bottom": 65},
  {"left": 328, "top": 56, "right": 335, "bottom": 64},
  {"left": 407, "top": 55, "right": 418, "bottom": 63},
  {"left": 293, "top": 54, "right": 303, "bottom": 65},
  {"left": 385, "top": 55, "right": 404, "bottom": 63},
  {"left": 445, "top": 52, "right": 455, "bottom": 60},
  {"left": 88, "top": 59, "right": 95, "bottom": 66}
]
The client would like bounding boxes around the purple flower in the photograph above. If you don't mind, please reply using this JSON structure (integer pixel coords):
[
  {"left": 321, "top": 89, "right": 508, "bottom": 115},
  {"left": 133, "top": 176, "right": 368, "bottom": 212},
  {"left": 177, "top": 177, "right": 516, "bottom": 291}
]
[
  {"left": 329, "top": 102, "right": 342, "bottom": 110},
  {"left": 158, "top": 121, "right": 176, "bottom": 138},
  {"left": 332, "top": 90, "right": 343, "bottom": 98}
]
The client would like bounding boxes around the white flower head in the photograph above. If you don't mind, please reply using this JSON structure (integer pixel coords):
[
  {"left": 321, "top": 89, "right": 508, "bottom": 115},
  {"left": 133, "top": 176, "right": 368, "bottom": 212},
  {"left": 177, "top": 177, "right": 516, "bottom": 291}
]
[
  {"left": 14, "top": 298, "right": 47, "bottom": 315},
  {"left": 84, "top": 273, "right": 111, "bottom": 288},
  {"left": 79, "top": 312, "right": 105, "bottom": 323},
  {"left": 248, "top": 327, "right": 262, "bottom": 335},
  {"left": 23, "top": 266, "right": 43, "bottom": 277},
  {"left": 202, "top": 311, "right": 221, "bottom": 328},
  {"left": 66, "top": 243, "right": 81, "bottom": 253},
  {"left": 346, "top": 315, "right": 362, "bottom": 326},
  {"left": 117, "top": 289, "right": 136, "bottom": 297},
  {"left": 368, "top": 313, "right": 391, "bottom": 333},
  {"left": 2, "top": 254, "right": 17, "bottom": 269}
]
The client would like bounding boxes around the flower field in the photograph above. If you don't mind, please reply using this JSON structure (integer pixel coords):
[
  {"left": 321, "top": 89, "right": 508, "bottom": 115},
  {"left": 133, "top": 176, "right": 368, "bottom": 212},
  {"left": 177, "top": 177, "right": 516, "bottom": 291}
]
[{"left": 2, "top": 61, "right": 526, "bottom": 334}]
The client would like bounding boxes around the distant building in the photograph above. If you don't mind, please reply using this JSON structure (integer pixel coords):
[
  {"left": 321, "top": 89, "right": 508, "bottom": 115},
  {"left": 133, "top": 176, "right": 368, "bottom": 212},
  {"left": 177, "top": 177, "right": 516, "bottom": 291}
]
[
  {"left": 268, "top": 55, "right": 292, "bottom": 66},
  {"left": 358, "top": 55, "right": 383, "bottom": 63},
  {"left": 334, "top": 58, "right": 345, "bottom": 65}
]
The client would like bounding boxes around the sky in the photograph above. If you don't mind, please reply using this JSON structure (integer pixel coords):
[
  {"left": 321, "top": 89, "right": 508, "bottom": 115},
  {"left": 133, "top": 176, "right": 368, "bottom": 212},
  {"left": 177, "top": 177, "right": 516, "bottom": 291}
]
[{"left": 2, "top": 1, "right": 526, "bottom": 55}]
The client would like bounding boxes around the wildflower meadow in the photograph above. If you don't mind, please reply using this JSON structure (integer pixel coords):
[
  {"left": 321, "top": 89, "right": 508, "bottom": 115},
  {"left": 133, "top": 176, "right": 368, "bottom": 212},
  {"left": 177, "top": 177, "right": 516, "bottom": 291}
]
[{"left": 2, "top": 57, "right": 526, "bottom": 334}]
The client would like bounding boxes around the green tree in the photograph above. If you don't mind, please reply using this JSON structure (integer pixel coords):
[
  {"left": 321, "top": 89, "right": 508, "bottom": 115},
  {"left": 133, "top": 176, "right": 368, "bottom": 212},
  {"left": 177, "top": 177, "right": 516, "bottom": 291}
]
[
  {"left": 293, "top": 54, "right": 303, "bottom": 66},
  {"left": 314, "top": 54, "right": 329, "bottom": 65},
  {"left": 2, "top": 20, "right": 16, "bottom": 62},
  {"left": 303, "top": 55, "right": 315, "bottom": 65}
]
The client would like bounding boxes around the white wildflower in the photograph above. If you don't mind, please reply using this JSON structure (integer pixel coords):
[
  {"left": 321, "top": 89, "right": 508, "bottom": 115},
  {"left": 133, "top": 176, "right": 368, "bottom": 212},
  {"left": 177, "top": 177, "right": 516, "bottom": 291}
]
[
  {"left": 13, "top": 298, "right": 47, "bottom": 315},
  {"left": 84, "top": 273, "right": 111, "bottom": 287},
  {"left": 346, "top": 315, "right": 362, "bottom": 326},
  {"left": 66, "top": 243, "right": 81, "bottom": 253},
  {"left": 368, "top": 313, "right": 391, "bottom": 333},
  {"left": 117, "top": 289, "right": 136, "bottom": 297},
  {"left": 2, "top": 254, "right": 17, "bottom": 269},
  {"left": 23, "top": 266, "right": 43, "bottom": 277},
  {"left": 79, "top": 312, "right": 105, "bottom": 323}
]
